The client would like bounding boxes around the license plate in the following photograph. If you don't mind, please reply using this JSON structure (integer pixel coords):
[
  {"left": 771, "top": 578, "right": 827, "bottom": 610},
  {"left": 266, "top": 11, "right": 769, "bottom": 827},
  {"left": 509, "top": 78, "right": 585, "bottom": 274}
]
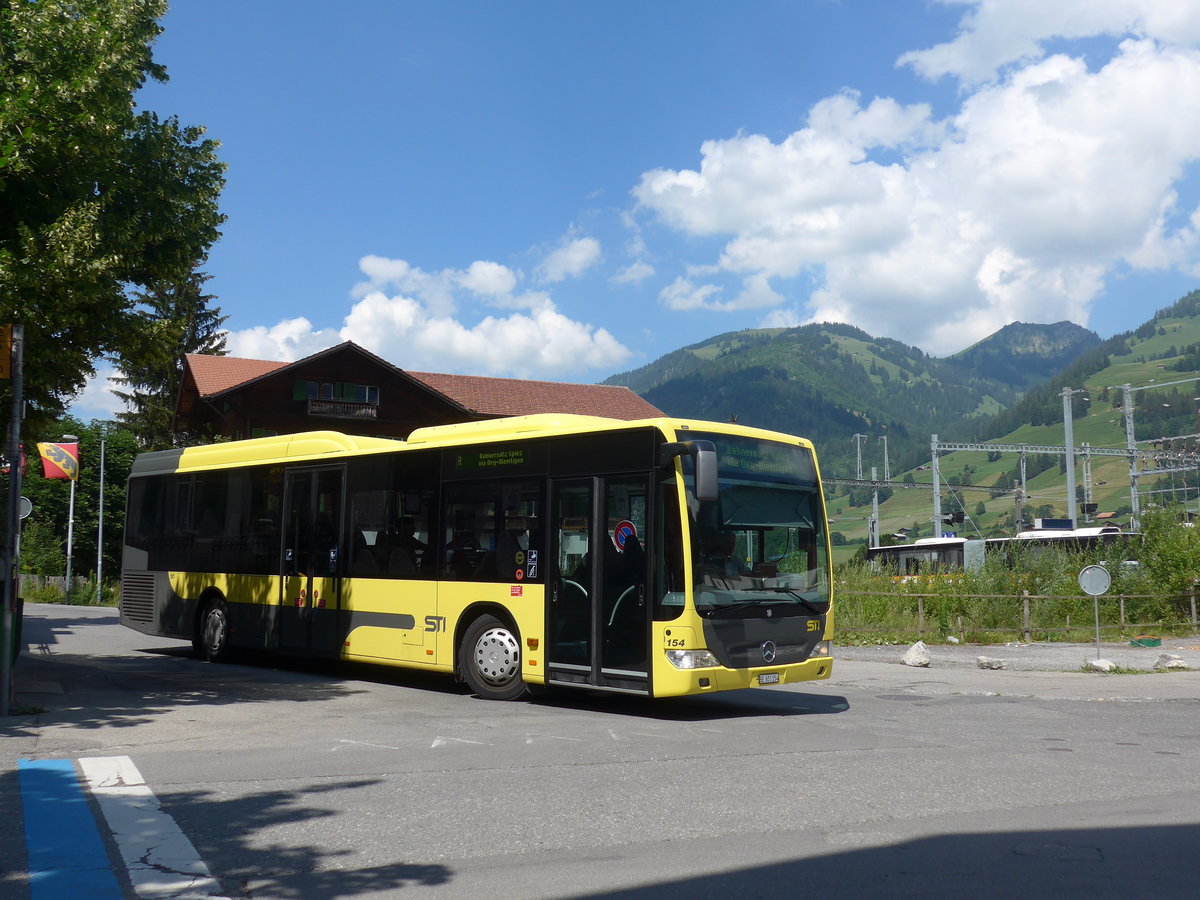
[{"left": 758, "top": 672, "right": 780, "bottom": 685}]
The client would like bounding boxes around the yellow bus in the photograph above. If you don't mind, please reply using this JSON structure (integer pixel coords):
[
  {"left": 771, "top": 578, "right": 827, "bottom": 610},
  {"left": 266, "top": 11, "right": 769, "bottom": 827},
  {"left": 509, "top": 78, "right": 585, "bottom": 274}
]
[{"left": 120, "top": 414, "right": 833, "bottom": 700}]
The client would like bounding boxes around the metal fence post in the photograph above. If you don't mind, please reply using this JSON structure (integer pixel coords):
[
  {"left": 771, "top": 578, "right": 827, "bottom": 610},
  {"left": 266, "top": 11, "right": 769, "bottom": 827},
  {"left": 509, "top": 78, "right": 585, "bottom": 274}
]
[{"left": 918, "top": 595, "right": 925, "bottom": 638}]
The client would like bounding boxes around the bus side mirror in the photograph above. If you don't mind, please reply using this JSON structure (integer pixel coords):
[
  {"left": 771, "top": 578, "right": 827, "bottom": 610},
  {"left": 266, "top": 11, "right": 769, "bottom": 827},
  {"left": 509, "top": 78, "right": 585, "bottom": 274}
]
[
  {"left": 692, "top": 443, "right": 718, "bottom": 502},
  {"left": 659, "top": 440, "right": 718, "bottom": 503}
]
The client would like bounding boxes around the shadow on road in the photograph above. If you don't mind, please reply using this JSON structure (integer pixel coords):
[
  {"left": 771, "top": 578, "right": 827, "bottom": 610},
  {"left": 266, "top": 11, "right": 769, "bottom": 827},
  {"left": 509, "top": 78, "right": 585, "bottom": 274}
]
[
  {"left": 6, "top": 606, "right": 849, "bottom": 732},
  {"left": 566, "top": 822, "right": 1200, "bottom": 899},
  {"left": 529, "top": 684, "right": 850, "bottom": 721},
  {"left": 3, "top": 649, "right": 376, "bottom": 735},
  {"left": 0, "top": 764, "right": 453, "bottom": 900},
  {"left": 161, "top": 776, "right": 454, "bottom": 899}
]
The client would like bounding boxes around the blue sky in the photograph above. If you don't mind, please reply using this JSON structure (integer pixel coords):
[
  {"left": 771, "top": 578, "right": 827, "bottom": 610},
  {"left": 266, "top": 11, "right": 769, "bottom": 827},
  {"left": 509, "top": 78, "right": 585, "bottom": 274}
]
[{"left": 75, "top": 1, "right": 1200, "bottom": 417}]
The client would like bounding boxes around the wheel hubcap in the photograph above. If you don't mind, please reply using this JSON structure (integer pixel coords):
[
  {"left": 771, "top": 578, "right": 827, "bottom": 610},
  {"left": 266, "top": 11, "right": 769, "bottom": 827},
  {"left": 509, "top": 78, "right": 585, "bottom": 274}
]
[
  {"left": 205, "top": 611, "right": 225, "bottom": 652},
  {"left": 473, "top": 627, "right": 519, "bottom": 685}
]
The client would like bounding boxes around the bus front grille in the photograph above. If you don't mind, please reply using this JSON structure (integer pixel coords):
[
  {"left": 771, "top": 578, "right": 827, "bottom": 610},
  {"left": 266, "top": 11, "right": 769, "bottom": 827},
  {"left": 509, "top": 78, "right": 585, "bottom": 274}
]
[{"left": 120, "top": 573, "right": 157, "bottom": 623}]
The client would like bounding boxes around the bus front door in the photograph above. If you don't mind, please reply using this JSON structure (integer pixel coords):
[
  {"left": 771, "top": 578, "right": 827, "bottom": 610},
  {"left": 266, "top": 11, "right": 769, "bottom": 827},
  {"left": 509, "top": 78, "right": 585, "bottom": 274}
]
[
  {"left": 279, "top": 467, "right": 345, "bottom": 653},
  {"left": 547, "top": 476, "right": 650, "bottom": 694}
]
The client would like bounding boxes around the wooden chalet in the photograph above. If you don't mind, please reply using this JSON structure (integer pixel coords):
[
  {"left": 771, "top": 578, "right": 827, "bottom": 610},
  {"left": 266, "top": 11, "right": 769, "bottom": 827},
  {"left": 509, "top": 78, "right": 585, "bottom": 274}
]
[{"left": 173, "top": 342, "right": 663, "bottom": 441}]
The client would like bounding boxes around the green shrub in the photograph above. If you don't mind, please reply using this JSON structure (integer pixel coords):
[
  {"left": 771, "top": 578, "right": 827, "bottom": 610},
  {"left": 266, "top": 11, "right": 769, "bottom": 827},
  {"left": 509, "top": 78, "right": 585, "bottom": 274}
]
[
  {"left": 833, "top": 529, "right": 1198, "bottom": 643},
  {"left": 21, "top": 580, "right": 63, "bottom": 604},
  {"left": 64, "top": 577, "right": 119, "bottom": 606}
]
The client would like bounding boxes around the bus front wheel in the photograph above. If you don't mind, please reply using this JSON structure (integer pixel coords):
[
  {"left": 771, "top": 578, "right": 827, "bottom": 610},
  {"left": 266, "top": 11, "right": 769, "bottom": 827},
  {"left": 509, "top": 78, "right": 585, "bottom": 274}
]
[
  {"left": 194, "top": 599, "right": 230, "bottom": 663},
  {"left": 460, "top": 614, "right": 527, "bottom": 701}
]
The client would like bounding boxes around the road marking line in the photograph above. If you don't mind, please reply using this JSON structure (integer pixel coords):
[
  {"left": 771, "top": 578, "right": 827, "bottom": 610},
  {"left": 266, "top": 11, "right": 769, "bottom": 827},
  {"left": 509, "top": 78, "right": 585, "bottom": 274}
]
[
  {"left": 525, "top": 733, "right": 584, "bottom": 744},
  {"left": 430, "top": 735, "right": 488, "bottom": 748},
  {"left": 336, "top": 738, "right": 400, "bottom": 750},
  {"left": 18, "top": 758, "right": 124, "bottom": 900},
  {"left": 79, "top": 756, "right": 229, "bottom": 899}
]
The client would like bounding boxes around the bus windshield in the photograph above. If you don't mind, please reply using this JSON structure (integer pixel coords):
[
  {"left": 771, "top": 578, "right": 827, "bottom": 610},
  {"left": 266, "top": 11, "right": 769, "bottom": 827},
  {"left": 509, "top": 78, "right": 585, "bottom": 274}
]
[{"left": 680, "top": 431, "right": 829, "bottom": 616}]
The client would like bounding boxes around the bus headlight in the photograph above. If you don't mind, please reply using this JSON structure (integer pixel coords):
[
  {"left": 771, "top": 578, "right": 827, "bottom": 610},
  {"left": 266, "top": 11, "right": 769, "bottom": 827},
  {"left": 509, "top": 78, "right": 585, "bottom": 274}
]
[
  {"left": 812, "top": 640, "right": 831, "bottom": 657},
  {"left": 666, "top": 649, "right": 720, "bottom": 669}
]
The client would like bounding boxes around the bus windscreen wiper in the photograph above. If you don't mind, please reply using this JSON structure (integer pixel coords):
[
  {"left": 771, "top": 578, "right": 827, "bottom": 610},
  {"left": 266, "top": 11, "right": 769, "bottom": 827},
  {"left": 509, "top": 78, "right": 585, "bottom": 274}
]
[
  {"left": 741, "top": 586, "right": 824, "bottom": 616},
  {"left": 697, "top": 599, "right": 773, "bottom": 618}
]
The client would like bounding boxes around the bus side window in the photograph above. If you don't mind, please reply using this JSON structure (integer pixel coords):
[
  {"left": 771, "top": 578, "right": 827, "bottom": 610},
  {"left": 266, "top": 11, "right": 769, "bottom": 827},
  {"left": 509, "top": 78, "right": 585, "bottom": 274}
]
[
  {"left": 350, "top": 488, "right": 389, "bottom": 577},
  {"left": 441, "top": 481, "right": 541, "bottom": 582},
  {"left": 384, "top": 510, "right": 431, "bottom": 577},
  {"left": 441, "top": 485, "right": 492, "bottom": 581}
]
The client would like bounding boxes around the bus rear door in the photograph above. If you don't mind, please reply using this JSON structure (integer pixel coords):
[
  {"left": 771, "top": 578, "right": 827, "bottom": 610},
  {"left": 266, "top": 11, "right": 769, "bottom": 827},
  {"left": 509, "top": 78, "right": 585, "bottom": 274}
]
[{"left": 279, "top": 466, "right": 345, "bottom": 654}]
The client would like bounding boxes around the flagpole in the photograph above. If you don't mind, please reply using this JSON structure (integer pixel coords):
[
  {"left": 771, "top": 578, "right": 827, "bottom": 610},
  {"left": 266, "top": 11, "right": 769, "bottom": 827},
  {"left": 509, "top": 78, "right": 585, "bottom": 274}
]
[
  {"left": 61, "top": 433, "right": 78, "bottom": 601},
  {"left": 65, "top": 479, "right": 75, "bottom": 598}
]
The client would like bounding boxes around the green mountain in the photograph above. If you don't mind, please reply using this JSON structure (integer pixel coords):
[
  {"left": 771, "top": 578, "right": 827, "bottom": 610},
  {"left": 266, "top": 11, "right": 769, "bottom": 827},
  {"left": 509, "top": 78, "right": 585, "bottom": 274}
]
[
  {"left": 848, "top": 290, "right": 1200, "bottom": 552},
  {"left": 947, "top": 321, "right": 1100, "bottom": 390},
  {"left": 605, "top": 321, "right": 1088, "bottom": 477},
  {"left": 605, "top": 290, "right": 1200, "bottom": 557}
]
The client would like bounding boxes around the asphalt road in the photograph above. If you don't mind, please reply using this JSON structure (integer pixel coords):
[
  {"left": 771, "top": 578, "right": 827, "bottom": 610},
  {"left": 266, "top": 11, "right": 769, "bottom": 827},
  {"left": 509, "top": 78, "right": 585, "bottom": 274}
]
[{"left": 3, "top": 603, "right": 1200, "bottom": 899}]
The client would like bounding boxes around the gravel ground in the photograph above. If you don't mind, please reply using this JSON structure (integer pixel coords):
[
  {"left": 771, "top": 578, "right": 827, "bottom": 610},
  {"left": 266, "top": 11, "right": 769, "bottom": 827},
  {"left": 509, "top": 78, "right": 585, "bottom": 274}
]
[{"left": 835, "top": 635, "right": 1200, "bottom": 672}]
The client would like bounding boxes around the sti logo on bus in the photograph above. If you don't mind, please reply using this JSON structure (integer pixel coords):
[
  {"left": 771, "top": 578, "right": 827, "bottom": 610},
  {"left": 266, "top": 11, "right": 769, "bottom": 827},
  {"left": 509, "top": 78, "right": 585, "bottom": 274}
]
[{"left": 424, "top": 616, "right": 446, "bottom": 632}]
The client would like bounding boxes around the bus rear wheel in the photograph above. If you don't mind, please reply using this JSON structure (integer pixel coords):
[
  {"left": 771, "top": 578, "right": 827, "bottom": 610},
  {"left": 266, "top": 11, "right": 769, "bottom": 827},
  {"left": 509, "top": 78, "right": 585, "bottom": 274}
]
[
  {"left": 460, "top": 614, "right": 527, "bottom": 700},
  {"left": 194, "top": 599, "right": 230, "bottom": 662}
]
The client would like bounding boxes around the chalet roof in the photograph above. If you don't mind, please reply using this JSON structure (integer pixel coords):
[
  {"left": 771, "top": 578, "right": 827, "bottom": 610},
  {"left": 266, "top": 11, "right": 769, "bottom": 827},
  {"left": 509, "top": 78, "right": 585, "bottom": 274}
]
[
  {"left": 182, "top": 343, "right": 662, "bottom": 421},
  {"left": 409, "top": 370, "right": 662, "bottom": 419},
  {"left": 186, "top": 353, "right": 287, "bottom": 395}
]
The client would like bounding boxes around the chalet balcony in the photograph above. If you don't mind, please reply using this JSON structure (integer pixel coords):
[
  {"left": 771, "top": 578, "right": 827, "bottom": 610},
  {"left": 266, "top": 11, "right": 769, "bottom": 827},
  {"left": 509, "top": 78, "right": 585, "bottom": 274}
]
[{"left": 307, "top": 399, "right": 378, "bottom": 419}]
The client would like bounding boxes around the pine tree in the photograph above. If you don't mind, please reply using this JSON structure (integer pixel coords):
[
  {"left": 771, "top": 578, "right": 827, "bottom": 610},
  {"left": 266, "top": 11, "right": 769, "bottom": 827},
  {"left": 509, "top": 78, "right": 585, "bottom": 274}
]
[{"left": 112, "top": 272, "right": 227, "bottom": 449}]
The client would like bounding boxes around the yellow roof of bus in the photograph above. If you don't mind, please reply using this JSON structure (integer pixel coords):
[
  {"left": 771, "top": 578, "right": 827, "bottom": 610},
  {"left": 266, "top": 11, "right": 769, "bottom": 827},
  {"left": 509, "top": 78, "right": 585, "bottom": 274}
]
[{"left": 130, "top": 414, "right": 816, "bottom": 477}]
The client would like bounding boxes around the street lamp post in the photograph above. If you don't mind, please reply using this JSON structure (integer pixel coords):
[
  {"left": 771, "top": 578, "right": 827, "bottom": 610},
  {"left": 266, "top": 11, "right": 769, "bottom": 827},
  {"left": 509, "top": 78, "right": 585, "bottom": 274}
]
[
  {"left": 1061, "top": 388, "right": 1086, "bottom": 529},
  {"left": 95, "top": 429, "right": 105, "bottom": 604}
]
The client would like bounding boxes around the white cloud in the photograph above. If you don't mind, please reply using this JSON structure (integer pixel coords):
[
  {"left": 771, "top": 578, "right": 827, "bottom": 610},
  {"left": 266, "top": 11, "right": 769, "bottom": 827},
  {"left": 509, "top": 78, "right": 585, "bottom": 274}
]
[
  {"left": 759, "top": 307, "right": 805, "bottom": 329},
  {"left": 635, "top": 22, "right": 1200, "bottom": 355},
  {"left": 356, "top": 254, "right": 412, "bottom": 287},
  {"left": 340, "top": 291, "right": 630, "bottom": 376},
  {"left": 219, "top": 254, "right": 632, "bottom": 378},
  {"left": 67, "top": 363, "right": 128, "bottom": 421},
  {"left": 353, "top": 255, "right": 520, "bottom": 317},
  {"left": 458, "top": 260, "right": 519, "bottom": 297},
  {"left": 734, "top": 273, "right": 785, "bottom": 310},
  {"left": 536, "top": 236, "right": 602, "bottom": 283},
  {"left": 659, "top": 277, "right": 725, "bottom": 311},
  {"left": 224, "top": 318, "right": 342, "bottom": 361},
  {"left": 613, "top": 261, "right": 655, "bottom": 284},
  {"left": 900, "top": 0, "right": 1200, "bottom": 84}
]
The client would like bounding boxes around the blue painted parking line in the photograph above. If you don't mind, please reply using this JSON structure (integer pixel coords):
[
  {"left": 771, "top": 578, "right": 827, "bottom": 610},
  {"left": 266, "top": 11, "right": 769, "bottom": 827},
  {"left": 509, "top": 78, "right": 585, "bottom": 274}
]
[{"left": 18, "top": 758, "right": 124, "bottom": 900}]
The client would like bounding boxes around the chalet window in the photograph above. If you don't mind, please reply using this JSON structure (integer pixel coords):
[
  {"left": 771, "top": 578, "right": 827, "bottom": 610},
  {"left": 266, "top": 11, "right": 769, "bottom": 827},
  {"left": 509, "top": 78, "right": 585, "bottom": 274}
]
[
  {"left": 292, "top": 380, "right": 319, "bottom": 401},
  {"left": 346, "top": 384, "right": 380, "bottom": 404},
  {"left": 337, "top": 383, "right": 380, "bottom": 404},
  {"left": 295, "top": 379, "right": 379, "bottom": 407}
]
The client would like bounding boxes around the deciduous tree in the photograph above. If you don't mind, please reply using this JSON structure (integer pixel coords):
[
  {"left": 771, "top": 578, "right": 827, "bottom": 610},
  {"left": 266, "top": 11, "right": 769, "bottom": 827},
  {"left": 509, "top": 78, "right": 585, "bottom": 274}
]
[{"left": 0, "top": 0, "right": 225, "bottom": 432}]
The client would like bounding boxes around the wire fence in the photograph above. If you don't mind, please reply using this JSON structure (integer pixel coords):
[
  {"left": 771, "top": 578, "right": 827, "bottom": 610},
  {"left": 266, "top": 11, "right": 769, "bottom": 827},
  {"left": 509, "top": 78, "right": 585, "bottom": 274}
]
[{"left": 835, "top": 588, "right": 1200, "bottom": 642}]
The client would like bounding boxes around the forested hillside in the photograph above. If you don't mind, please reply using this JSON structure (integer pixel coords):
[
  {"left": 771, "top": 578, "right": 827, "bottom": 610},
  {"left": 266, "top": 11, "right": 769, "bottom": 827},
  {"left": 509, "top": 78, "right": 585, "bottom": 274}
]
[
  {"left": 607, "top": 322, "right": 1084, "bottom": 477},
  {"left": 606, "top": 292, "right": 1200, "bottom": 558}
]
